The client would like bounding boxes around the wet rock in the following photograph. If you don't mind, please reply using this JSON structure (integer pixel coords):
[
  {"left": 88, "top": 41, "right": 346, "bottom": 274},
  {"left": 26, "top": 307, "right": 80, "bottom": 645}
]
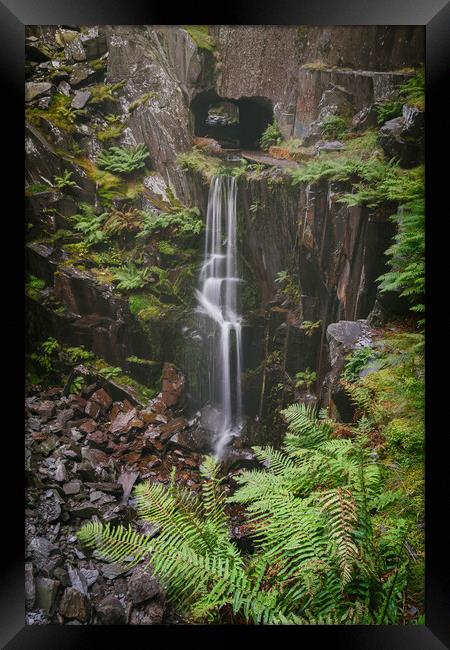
[
  {"left": 81, "top": 447, "right": 111, "bottom": 468},
  {"left": 129, "top": 566, "right": 160, "bottom": 604},
  {"left": 223, "top": 448, "right": 259, "bottom": 472},
  {"left": 378, "top": 105, "right": 424, "bottom": 168},
  {"left": 68, "top": 566, "right": 88, "bottom": 595},
  {"left": 55, "top": 461, "right": 66, "bottom": 482},
  {"left": 85, "top": 481, "right": 123, "bottom": 496},
  {"left": 315, "top": 139, "right": 345, "bottom": 152},
  {"left": 71, "top": 89, "right": 91, "bottom": 109},
  {"left": 25, "top": 562, "right": 36, "bottom": 610},
  {"left": 70, "top": 502, "right": 99, "bottom": 519},
  {"left": 79, "top": 419, "right": 98, "bottom": 435},
  {"left": 53, "top": 566, "right": 71, "bottom": 588},
  {"left": 39, "top": 434, "right": 60, "bottom": 456},
  {"left": 169, "top": 426, "right": 211, "bottom": 453},
  {"left": 90, "top": 388, "right": 113, "bottom": 412},
  {"left": 40, "top": 492, "right": 62, "bottom": 523},
  {"left": 162, "top": 362, "right": 185, "bottom": 407},
  {"left": 118, "top": 471, "right": 139, "bottom": 504},
  {"left": 80, "top": 568, "right": 99, "bottom": 588},
  {"left": 57, "top": 408, "right": 75, "bottom": 427},
  {"left": 37, "top": 400, "right": 56, "bottom": 422},
  {"left": 59, "top": 587, "right": 91, "bottom": 622},
  {"left": 63, "top": 480, "right": 81, "bottom": 495},
  {"left": 327, "top": 320, "right": 373, "bottom": 367},
  {"left": 86, "top": 429, "right": 109, "bottom": 449},
  {"left": 58, "top": 80, "right": 72, "bottom": 96},
  {"left": 35, "top": 577, "right": 60, "bottom": 614},
  {"left": 130, "top": 600, "right": 164, "bottom": 625},
  {"left": 85, "top": 400, "right": 101, "bottom": 419},
  {"left": 100, "top": 561, "right": 132, "bottom": 580},
  {"left": 96, "top": 595, "right": 127, "bottom": 625},
  {"left": 69, "top": 63, "right": 95, "bottom": 86},
  {"left": 29, "top": 536, "right": 59, "bottom": 561},
  {"left": 351, "top": 105, "right": 378, "bottom": 130},
  {"left": 109, "top": 408, "right": 137, "bottom": 435},
  {"left": 25, "top": 81, "right": 53, "bottom": 102},
  {"left": 159, "top": 417, "right": 188, "bottom": 443}
]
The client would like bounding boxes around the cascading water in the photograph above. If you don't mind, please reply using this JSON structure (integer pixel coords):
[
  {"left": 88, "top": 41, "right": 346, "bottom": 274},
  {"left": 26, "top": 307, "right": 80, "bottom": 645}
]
[{"left": 194, "top": 175, "right": 243, "bottom": 458}]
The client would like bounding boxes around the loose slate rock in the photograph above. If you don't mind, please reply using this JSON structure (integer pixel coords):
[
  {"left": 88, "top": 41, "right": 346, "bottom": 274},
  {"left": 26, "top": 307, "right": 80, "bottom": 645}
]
[
  {"left": 35, "top": 577, "right": 60, "bottom": 614},
  {"left": 63, "top": 480, "right": 81, "bottom": 495},
  {"left": 25, "top": 563, "right": 36, "bottom": 610},
  {"left": 129, "top": 566, "right": 160, "bottom": 604},
  {"left": 95, "top": 596, "right": 127, "bottom": 625},
  {"left": 59, "top": 587, "right": 91, "bottom": 622},
  {"left": 109, "top": 408, "right": 137, "bottom": 435},
  {"left": 91, "top": 388, "right": 113, "bottom": 411},
  {"left": 25, "top": 82, "right": 52, "bottom": 102}
]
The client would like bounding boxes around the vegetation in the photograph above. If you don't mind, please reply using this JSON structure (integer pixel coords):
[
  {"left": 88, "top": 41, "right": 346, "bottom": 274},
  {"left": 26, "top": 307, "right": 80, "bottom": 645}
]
[
  {"left": 259, "top": 121, "right": 282, "bottom": 151},
  {"left": 97, "top": 144, "right": 150, "bottom": 174},
  {"left": 89, "top": 81, "right": 125, "bottom": 104},
  {"left": 321, "top": 115, "right": 348, "bottom": 140},
  {"left": 72, "top": 204, "right": 108, "bottom": 247},
  {"left": 183, "top": 25, "right": 215, "bottom": 51},
  {"left": 294, "top": 369, "right": 317, "bottom": 390},
  {"left": 378, "top": 199, "right": 425, "bottom": 319},
  {"left": 79, "top": 394, "right": 418, "bottom": 624}
]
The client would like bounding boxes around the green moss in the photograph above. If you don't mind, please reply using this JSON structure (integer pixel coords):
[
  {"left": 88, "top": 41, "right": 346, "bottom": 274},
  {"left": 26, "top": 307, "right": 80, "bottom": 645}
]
[
  {"left": 89, "top": 81, "right": 125, "bottom": 104},
  {"left": 26, "top": 275, "right": 46, "bottom": 300},
  {"left": 129, "top": 91, "right": 157, "bottom": 111},
  {"left": 183, "top": 25, "right": 215, "bottom": 51},
  {"left": 26, "top": 93, "right": 85, "bottom": 133},
  {"left": 177, "top": 148, "right": 222, "bottom": 182}
]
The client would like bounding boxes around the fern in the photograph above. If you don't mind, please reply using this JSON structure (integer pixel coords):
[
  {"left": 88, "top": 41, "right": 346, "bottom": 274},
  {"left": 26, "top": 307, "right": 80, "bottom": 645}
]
[{"left": 97, "top": 144, "right": 150, "bottom": 174}]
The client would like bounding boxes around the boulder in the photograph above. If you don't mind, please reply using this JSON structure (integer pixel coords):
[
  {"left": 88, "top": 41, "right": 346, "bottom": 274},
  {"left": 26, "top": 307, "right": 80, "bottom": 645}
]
[
  {"left": 59, "top": 587, "right": 91, "bottom": 622},
  {"left": 95, "top": 596, "right": 127, "bottom": 625},
  {"left": 128, "top": 566, "right": 160, "bottom": 604},
  {"left": 35, "top": 577, "right": 60, "bottom": 614},
  {"left": 378, "top": 104, "right": 424, "bottom": 168},
  {"left": 71, "top": 90, "right": 91, "bottom": 109},
  {"left": 25, "top": 82, "right": 53, "bottom": 102},
  {"left": 169, "top": 426, "right": 211, "bottom": 453},
  {"left": 69, "top": 63, "right": 95, "bottom": 86}
]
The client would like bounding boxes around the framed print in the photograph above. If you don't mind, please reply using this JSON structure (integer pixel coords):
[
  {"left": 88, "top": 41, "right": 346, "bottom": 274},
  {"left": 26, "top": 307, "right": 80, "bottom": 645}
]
[{"left": 1, "top": 0, "right": 448, "bottom": 646}]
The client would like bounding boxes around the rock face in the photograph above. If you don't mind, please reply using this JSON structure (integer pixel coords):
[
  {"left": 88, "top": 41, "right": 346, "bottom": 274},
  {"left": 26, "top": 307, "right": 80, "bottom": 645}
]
[
  {"left": 378, "top": 104, "right": 424, "bottom": 168},
  {"left": 322, "top": 320, "right": 375, "bottom": 421}
]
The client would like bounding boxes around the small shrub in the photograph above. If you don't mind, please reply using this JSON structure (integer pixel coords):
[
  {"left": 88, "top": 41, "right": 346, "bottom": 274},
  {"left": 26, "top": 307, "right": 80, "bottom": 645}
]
[
  {"left": 72, "top": 204, "right": 108, "bottom": 247},
  {"left": 53, "top": 170, "right": 77, "bottom": 189},
  {"left": 343, "top": 346, "right": 377, "bottom": 383},
  {"left": 321, "top": 115, "right": 348, "bottom": 140},
  {"left": 260, "top": 120, "right": 282, "bottom": 151},
  {"left": 295, "top": 368, "right": 317, "bottom": 390},
  {"left": 113, "top": 263, "right": 149, "bottom": 291}
]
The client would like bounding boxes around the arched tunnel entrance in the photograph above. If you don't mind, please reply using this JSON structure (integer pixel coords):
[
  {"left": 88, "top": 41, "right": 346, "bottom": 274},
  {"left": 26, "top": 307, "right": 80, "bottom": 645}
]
[{"left": 191, "top": 91, "right": 273, "bottom": 150}]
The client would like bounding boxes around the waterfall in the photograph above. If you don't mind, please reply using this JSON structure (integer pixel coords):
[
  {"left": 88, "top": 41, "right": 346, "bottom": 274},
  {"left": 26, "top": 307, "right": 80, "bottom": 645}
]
[{"left": 194, "top": 175, "right": 243, "bottom": 457}]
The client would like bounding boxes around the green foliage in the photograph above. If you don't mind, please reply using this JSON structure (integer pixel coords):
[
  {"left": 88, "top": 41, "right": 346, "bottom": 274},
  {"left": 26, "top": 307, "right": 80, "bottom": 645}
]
[
  {"left": 112, "top": 263, "right": 149, "bottom": 291},
  {"left": 126, "top": 356, "right": 159, "bottom": 366},
  {"left": 98, "top": 366, "right": 122, "bottom": 380},
  {"left": 300, "top": 320, "right": 321, "bottom": 337},
  {"left": 104, "top": 208, "right": 144, "bottom": 240},
  {"left": 129, "top": 293, "right": 164, "bottom": 322},
  {"left": 129, "top": 92, "right": 157, "bottom": 111},
  {"left": 89, "top": 81, "right": 125, "bottom": 104},
  {"left": 321, "top": 115, "right": 348, "bottom": 139},
  {"left": 377, "top": 199, "right": 424, "bottom": 317},
  {"left": 343, "top": 346, "right": 377, "bottom": 383},
  {"left": 183, "top": 25, "right": 215, "bottom": 51},
  {"left": 26, "top": 275, "right": 46, "bottom": 300},
  {"left": 72, "top": 203, "right": 108, "bottom": 247},
  {"left": 53, "top": 170, "right": 77, "bottom": 189},
  {"left": 29, "top": 337, "right": 60, "bottom": 372},
  {"left": 274, "top": 270, "right": 301, "bottom": 305},
  {"left": 26, "top": 92, "right": 84, "bottom": 132},
  {"left": 158, "top": 240, "right": 176, "bottom": 256},
  {"left": 138, "top": 207, "right": 203, "bottom": 240},
  {"left": 375, "top": 99, "right": 403, "bottom": 125},
  {"left": 177, "top": 148, "right": 222, "bottom": 182},
  {"left": 25, "top": 182, "right": 50, "bottom": 196},
  {"left": 68, "top": 375, "right": 85, "bottom": 394},
  {"left": 295, "top": 368, "right": 317, "bottom": 390},
  {"left": 64, "top": 345, "right": 94, "bottom": 364},
  {"left": 97, "top": 144, "right": 150, "bottom": 174},
  {"left": 97, "top": 115, "right": 125, "bottom": 142},
  {"left": 259, "top": 120, "right": 282, "bottom": 151}
]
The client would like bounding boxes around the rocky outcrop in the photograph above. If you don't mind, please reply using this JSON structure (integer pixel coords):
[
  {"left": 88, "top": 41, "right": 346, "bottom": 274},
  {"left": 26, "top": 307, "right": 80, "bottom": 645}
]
[
  {"left": 378, "top": 104, "right": 424, "bottom": 168},
  {"left": 321, "top": 319, "right": 375, "bottom": 421}
]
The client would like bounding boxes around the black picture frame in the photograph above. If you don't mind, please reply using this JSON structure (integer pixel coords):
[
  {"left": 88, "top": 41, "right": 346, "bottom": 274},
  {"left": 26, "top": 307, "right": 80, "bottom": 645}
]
[{"left": 5, "top": 0, "right": 449, "bottom": 646}]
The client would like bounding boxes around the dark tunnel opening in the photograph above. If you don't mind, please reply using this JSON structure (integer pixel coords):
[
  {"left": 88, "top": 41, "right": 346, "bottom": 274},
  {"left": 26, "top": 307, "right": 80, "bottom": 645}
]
[{"left": 191, "top": 91, "right": 273, "bottom": 150}]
